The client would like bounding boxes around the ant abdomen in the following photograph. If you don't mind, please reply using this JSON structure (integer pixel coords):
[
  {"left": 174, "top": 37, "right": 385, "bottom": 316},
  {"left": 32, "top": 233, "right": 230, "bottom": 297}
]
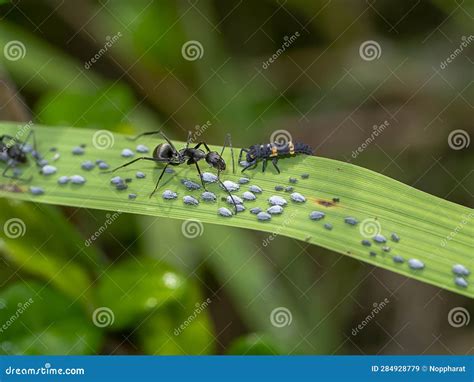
[{"left": 154, "top": 143, "right": 175, "bottom": 160}]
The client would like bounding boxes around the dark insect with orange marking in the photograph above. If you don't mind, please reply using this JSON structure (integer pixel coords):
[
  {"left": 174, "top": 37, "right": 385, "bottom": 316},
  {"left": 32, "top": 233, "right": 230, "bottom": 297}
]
[{"left": 239, "top": 141, "right": 313, "bottom": 174}]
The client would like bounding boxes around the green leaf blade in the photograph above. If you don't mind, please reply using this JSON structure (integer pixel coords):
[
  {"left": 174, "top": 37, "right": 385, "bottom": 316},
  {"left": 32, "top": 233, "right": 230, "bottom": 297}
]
[{"left": 0, "top": 123, "right": 472, "bottom": 298}]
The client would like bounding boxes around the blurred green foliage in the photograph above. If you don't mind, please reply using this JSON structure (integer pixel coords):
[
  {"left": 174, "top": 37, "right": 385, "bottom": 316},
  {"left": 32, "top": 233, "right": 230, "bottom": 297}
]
[{"left": 0, "top": 281, "right": 102, "bottom": 355}]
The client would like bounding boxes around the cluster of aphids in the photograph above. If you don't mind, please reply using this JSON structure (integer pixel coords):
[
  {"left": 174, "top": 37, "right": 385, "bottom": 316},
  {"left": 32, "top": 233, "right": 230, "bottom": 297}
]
[
  {"left": 101, "top": 130, "right": 314, "bottom": 211},
  {"left": 1, "top": 128, "right": 313, "bottom": 209}
]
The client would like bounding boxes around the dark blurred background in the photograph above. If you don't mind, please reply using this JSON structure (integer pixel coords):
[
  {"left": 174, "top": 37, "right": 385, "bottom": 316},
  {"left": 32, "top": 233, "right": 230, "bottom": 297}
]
[{"left": 0, "top": 0, "right": 472, "bottom": 355}]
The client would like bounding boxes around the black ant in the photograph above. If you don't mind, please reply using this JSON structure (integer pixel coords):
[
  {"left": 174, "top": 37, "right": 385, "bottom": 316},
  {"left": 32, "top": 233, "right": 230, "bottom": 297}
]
[
  {"left": 0, "top": 130, "right": 41, "bottom": 182},
  {"left": 239, "top": 140, "right": 313, "bottom": 173},
  {"left": 104, "top": 130, "right": 238, "bottom": 211}
]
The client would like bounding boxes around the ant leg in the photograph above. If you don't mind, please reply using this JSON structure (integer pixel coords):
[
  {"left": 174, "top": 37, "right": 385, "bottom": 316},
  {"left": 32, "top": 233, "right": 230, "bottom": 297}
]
[
  {"left": 0, "top": 135, "right": 18, "bottom": 144},
  {"left": 2, "top": 162, "right": 32, "bottom": 182},
  {"left": 185, "top": 131, "right": 193, "bottom": 150},
  {"left": 193, "top": 141, "right": 211, "bottom": 153},
  {"left": 27, "top": 129, "right": 38, "bottom": 156},
  {"left": 102, "top": 157, "right": 166, "bottom": 174},
  {"left": 194, "top": 162, "right": 208, "bottom": 191},
  {"left": 217, "top": 177, "right": 237, "bottom": 213},
  {"left": 127, "top": 130, "right": 163, "bottom": 141},
  {"left": 262, "top": 158, "right": 268, "bottom": 172},
  {"left": 271, "top": 158, "right": 281, "bottom": 174},
  {"left": 220, "top": 133, "right": 235, "bottom": 174},
  {"left": 150, "top": 164, "right": 171, "bottom": 198},
  {"left": 19, "top": 130, "right": 41, "bottom": 166},
  {"left": 127, "top": 130, "right": 178, "bottom": 152},
  {"left": 241, "top": 160, "right": 257, "bottom": 173},
  {"left": 238, "top": 148, "right": 248, "bottom": 163}
]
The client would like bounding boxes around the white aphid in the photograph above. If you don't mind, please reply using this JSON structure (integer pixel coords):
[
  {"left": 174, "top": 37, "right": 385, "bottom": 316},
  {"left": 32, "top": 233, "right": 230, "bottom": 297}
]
[
  {"left": 201, "top": 172, "right": 218, "bottom": 183},
  {"left": 267, "top": 205, "right": 284, "bottom": 215},
  {"left": 290, "top": 192, "right": 306, "bottom": 203},
  {"left": 268, "top": 195, "right": 288, "bottom": 206},
  {"left": 227, "top": 195, "right": 243, "bottom": 205},
  {"left": 242, "top": 191, "right": 256, "bottom": 201},
  {"left": 221, "top": 180, "right": 240, "bottom": 192}
]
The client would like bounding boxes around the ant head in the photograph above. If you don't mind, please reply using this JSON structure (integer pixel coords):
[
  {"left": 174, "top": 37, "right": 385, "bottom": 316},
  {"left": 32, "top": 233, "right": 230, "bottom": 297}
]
[
  {"left": 8, "top": 145, "right": 27, "bottom": 163},
  {"left": 206, "top": 151, "right": 226, "bottom": 171}
]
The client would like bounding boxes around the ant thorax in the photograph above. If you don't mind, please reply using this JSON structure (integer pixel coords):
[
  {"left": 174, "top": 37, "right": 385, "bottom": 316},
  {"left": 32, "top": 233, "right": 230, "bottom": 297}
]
[{"left": 183, "top": 148, "right": 206, "bottom": 161}]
